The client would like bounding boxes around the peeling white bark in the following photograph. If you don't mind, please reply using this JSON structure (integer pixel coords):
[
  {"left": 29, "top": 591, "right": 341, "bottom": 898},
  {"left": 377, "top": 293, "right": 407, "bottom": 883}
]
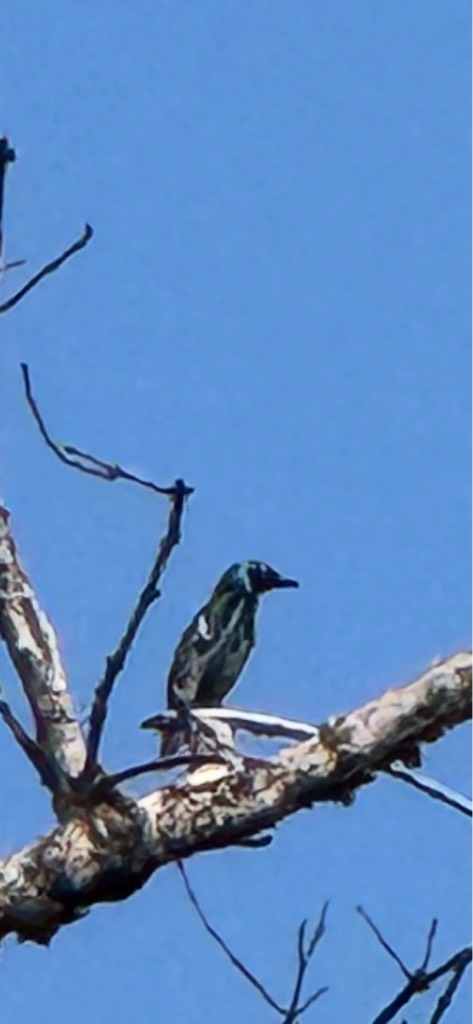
[
  {"left": 0, "top": 505, "right": 86, "bottom": 777},
  {"left": 0, "top": 652, "right": 469, "bottom": 945}
]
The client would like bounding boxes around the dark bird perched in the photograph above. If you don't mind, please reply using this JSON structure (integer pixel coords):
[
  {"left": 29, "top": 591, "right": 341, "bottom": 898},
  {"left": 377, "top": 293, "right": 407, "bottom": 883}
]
[{"left": 141, "top": 560, "right": 298, "bottom": 755}]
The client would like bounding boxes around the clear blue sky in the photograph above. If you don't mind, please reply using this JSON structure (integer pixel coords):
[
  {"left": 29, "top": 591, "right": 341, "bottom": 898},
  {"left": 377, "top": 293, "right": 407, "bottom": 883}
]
[{"left": 1, "top": 3, "right": 470, "bottom": 1021}]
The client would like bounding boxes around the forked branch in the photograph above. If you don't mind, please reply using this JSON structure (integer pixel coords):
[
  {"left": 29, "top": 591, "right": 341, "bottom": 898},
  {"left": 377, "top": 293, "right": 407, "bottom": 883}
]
[
  {"left": 357, "top": 905, "right": 472, "bottom": 1024},
  {"left": 178, "top": 862, "right": 328, "bottom": 1020}
]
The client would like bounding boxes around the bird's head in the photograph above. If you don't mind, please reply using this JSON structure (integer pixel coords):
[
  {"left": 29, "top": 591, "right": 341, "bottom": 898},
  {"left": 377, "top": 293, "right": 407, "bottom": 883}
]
[{"left": 216, "top": 561, "right": 299, "bottom": 596}]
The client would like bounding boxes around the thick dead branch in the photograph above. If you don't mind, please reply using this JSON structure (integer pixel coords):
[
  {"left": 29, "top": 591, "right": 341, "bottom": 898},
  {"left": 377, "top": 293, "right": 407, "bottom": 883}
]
[
  {"left": 83, "top": 478, "right": 189, "bottom": 779},
  {"left": 21, "top": 363, "right": 194, "bottom": 498},
  {"left": 0, "top": 652, "right": 469, "bottom": 945},
  {"left": 146, "top": 694, "right": 472, "bottom": 818},
  {"left": 0, "top": 224, "right": 93, "bottom": 314},
  {"left": 0, "top": 504, "right": 86, "bottom": 778},
  {"left": 358, "top": 906, "right": 472, "bottom": 1024},
  {"left": 178, "top": 862, "right": 327, "bottom": 1020}
]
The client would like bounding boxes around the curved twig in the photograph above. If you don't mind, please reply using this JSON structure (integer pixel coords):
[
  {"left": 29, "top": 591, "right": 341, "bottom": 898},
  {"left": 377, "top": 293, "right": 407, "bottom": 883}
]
[{"left": 21, "top": 363, "right": 194, "bottom": 498}]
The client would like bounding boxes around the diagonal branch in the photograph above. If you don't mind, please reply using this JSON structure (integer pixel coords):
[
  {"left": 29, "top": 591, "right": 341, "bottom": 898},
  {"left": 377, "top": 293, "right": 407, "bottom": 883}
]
[
  {"left": 369, "top": 946, "right": 472, "bottom": 1024},
  {"left": 0, "top": 695, "right": 59, "bottom": 791},
  {"left": 0, "top": 653, "right": 469, "bottom": 944},
  {"left": 430, "top": 948, "right": 473, "bottom": 1023},
  {"left": 386, "top": 765, "right": 472, "bottom": 817},
  {"left": 90, "top": 752, "right": 226, "bottom": 795},
  {"left": 144, "top": 704, "right": 471, "bottom": 818},
  {"left": 177, "top": 862, "right": 286, "bottom": 1014},
  {"left": 82, "top": 479, "right": 190, "bottom": 780},
  {"left": 21, "top": 363, "right": 193, "bottom": 498},
  {"left": 0, "top": 503, "right": 86, "bottom": 778},
  {"left": 0, "top": 224, "right": 93, "bottom": 314},
  {"left": 141, "top": 706, "right": 321, "bottom": 742},
  {"left": 357, "top": 905, "right": 412, "bottom": 979},
  {"left": 359, "top": 906, "right": 472, "bottom": 1024}
]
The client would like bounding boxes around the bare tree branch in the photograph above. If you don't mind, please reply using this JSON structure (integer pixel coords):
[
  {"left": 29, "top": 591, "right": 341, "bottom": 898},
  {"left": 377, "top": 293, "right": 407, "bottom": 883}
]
[
  {"left": 0, "top": 695, "right": 59, "bottom": 791},
  {"left": 429, "top": 948, "right": 473, "bottom": 1023},
  {"left": 141, "top": 705, "right": 321, "bottom": 742},
  {"left": 0, "top": 503, "right": 86, "bottom": 778},
  {"left": 178, "top": 862, "right": 327, "bottom": 1021},
  {"left": 2, "top": 381, "right": 192, "bottom": 794},
  {"left": 0, "top": 653, "right": 468, "bottom": 945},
  {"left": 177, "top": 862, "right": 286, "bottom": 1014},
  {"left": 0, "top": 224, "right": 93, "bottom": 314},
  {"left": 82, "top": 478, "right": 190, "bottom": 780},
  {"left": 91, "top": 752, "right": 226, "bottom": 795},
  {"left": 283, "top": 906, "right": 329, "bottom": 1022},
  {"left": 421, "top": 918, "right": 439, "bottom": 970},
  {"left": 357, "top": 906, "right": 412, "bottom": 979},
  {"left": 21, "top": 363, "right": 194, "bottom": 498},
  {"left": 0, "top": 136, "right": 16, "bottom": 261},
  {"left": 386, "top": 765, "right": 472, "bottom": 817},
  {"left": 359, "top": 906, "right": 472, "bottom": 1024}
]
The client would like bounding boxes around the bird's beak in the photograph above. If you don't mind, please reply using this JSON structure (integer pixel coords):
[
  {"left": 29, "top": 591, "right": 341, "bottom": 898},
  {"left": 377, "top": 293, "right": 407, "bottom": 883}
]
[{"left": 264, "top": 571, "right": 299, "bottom": 591}]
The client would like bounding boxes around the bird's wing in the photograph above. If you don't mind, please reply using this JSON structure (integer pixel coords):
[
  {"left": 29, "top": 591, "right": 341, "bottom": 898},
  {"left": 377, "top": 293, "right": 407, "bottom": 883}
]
[
  {"left": 166, "top": 601, "right": 216, "bottom": 708},
  {"left": 166, "top": 592, "right": 254, "bottom": 709}
]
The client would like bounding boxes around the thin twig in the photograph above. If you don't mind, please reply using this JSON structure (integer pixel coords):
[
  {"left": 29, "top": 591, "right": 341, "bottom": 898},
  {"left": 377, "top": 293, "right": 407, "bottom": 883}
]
[
  {"left": 82, "top": 479, "right": 189, "bottom": 780},
  {"left": 0, "top": 136, "right": 16, "bottom": 260},
  {"left": 387, "top": 765, "right": 472, "bottom": 817},
  {"left": 430, "top": 948, "right": 472, "bottom": 1023},
  {"left": 90, "top": 753, "right": 226, "bottom": 794},
  {"left": 3, "top": 258, "right": 25, "bottom": 271},
  {"left": 0, "top": 224, "right": 93, "bottom": 313},
  {"left": 177, "top": 861, "right": 286, "bottom": 1014},
  {"left": 421, "top": 918, "right": 438, "bottom": 970},
  {"left": 357, "top": 906, "right": 412, "bottom": 979},
  {"left": 0, "top": 697, "right": 59, "bottom": 791},
  {"left": 21, "top": 363, "right": 193, "bottom": 498},
  {"left": 284, "top": 906, "right": 329, "bottom": 1022}
]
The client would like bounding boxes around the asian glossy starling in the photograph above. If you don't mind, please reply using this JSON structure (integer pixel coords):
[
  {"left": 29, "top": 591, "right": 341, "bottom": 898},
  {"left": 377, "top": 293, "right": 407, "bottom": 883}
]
[{"left": 141, "top": 560, "right": 298, "bottom": 755}]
